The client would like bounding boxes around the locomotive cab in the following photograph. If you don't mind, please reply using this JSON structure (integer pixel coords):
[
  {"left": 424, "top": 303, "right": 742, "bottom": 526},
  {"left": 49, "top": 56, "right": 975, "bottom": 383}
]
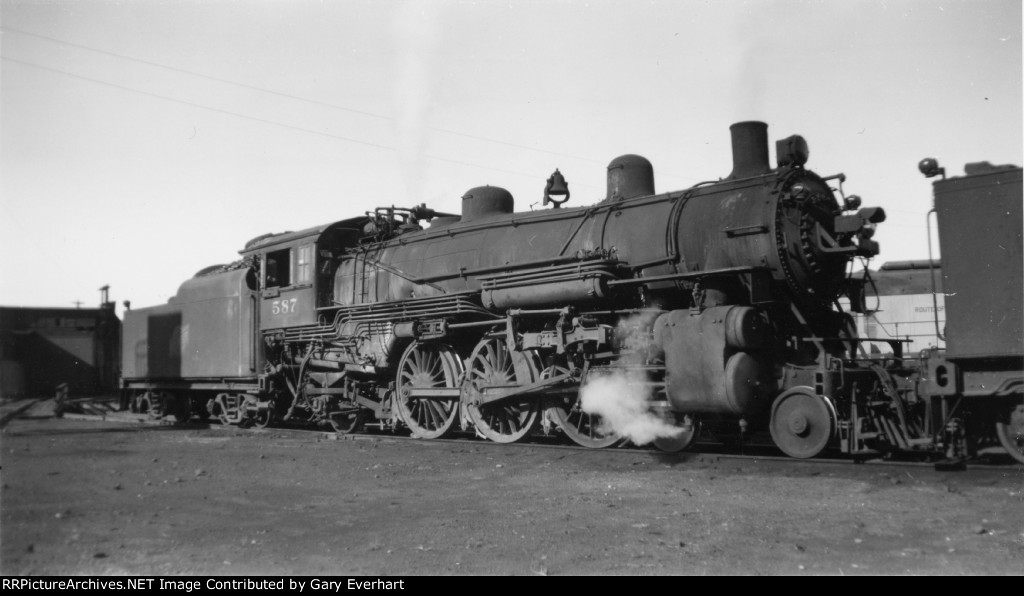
[{"left": 240, "top": 220, "right": 367, "bottom": 330}]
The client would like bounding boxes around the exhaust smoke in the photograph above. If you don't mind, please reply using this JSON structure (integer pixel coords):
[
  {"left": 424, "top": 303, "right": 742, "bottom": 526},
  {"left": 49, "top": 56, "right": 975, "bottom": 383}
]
[{"left": 578, "top": 312, "right": 683, "bottom": 446}]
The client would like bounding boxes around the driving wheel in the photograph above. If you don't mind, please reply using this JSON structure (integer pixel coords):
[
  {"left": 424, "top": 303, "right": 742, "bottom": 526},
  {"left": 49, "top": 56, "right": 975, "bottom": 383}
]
[
  {"left": 465, "top": 337, "right": 540, "bottom": 443},
  {"left": 395, "top": 342, "right": 463, "bottom": 439},
  {"left": 995, "top": 400, "right": 1024, "bottom": 465},
  {"left": 546, "top": 366, "right": 620, "bottom": 449},
  {"left": 653, "top": 414, "right": 701, "bottom": 453}
]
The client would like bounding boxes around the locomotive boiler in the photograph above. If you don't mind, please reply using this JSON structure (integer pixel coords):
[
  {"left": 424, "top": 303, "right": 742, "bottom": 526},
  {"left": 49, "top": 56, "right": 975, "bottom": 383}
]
[{"left": 124, "top": 121, "right": 964, "bottom": 460}]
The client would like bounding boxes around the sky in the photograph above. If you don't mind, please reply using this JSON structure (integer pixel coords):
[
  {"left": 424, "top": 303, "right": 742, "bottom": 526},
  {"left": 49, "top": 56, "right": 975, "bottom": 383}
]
[{"left": 1, "top": 0, "right": 1021, "bottom": 314}]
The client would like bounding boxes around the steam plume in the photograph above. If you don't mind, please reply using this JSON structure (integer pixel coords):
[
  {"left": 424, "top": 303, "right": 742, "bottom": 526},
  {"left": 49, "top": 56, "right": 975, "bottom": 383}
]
[{"left": 579, "top": 312, "right": 683, "bottom": 446}]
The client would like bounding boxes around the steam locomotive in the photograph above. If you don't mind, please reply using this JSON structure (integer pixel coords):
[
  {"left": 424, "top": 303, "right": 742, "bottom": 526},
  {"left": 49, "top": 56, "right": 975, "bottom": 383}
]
[{"left": 120, "top": 121, "right": 1023, "bottom": 463}]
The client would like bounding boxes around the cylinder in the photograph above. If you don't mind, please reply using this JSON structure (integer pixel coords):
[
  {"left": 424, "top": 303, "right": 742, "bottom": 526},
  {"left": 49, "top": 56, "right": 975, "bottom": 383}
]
[
  {"left": 724, "top": 306, "right": 768, "bottom": 350},
  {"left": 655, "top": 307, "right": 775, "bottom": 416}
]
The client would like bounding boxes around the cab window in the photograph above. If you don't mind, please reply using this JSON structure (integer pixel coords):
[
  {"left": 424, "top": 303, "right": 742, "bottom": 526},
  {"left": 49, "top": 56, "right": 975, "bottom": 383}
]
[
  {"left": 265, "top": 248, "right": 291, "bottom": 288},
  {"left": 296, "top": 244, "right": 313, "bottom": 285}
]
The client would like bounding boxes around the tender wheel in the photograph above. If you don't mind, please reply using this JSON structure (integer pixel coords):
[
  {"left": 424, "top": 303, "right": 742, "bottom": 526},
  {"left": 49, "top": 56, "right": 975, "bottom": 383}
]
[
  {"left": 653, "top": 415, "right": 701, "bottom": 453},
  {"left": 465, "top": 337, "right": 540, "bottom": 443},
  {"left": 207, "top": 398, "right": 221, "bottom": 423},
  {"left": 395, "top": 342, "right": 463, "bottom": 439},
  {"left": 217, "top": 405, "right": 233, "bottom": 426},
  {"left": 139, "top": 391, "right": 164, "bottom": 420},
  {"left": 252, "top": 399, "right": 275, "bottom": 429},
  {"left": 769, "top": 388, "right": 836, "bottom": 459},
  {"left": 196, "top": 401, "right": 211, "bottom": 422},
  {"left": 329, "top": 408, "right": 366, "bottom": 434},
  {"left": 995, "top": 401, "right": 1024, "bottom": 465},
  {"left": 546, "top": 367, "right": 619, "bottom": 449},
  {"left": 168, "top": 393, "right": 191, "bottom": 423}
]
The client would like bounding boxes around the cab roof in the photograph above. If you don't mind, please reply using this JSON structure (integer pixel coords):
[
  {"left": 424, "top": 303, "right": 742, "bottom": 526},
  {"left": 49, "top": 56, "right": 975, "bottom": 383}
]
[{"left": 238, "top": 217, "right": 369, "bottom": 256}]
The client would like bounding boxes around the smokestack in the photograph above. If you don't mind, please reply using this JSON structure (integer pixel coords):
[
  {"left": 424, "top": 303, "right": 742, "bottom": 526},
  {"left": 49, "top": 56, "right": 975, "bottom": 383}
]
[{"left": 728, "top": 121, "right": 771, "bottom": 179}]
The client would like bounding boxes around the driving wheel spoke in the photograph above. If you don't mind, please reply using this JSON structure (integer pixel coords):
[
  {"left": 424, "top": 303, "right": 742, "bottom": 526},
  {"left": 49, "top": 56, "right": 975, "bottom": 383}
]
[
  {"left": 395, "top": 342, "right": 462, "bottom": 439},
  {"left": 465, "top": 337, "right": 539, "bottom": 444},
  {"left": 546, "top": 368, "right": 619, "bottom": 449}
]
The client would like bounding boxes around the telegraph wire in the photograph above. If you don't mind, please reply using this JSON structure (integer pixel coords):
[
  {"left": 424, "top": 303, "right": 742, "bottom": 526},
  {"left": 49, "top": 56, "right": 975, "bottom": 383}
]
[
  {"left": 1, "top": 27, "right": 616, "bottom": 169},
  {"left": 2, "top": 28, "right": 389, "bottom": 122},
  {"left": 4, "top": 49, "right": 921, "bottom": 212},
  {"left": 1, "top": 57, "right": 394, "bottom": 149},
  {"left": 3, "top": 56, "right": 602, "bottom": 187}
]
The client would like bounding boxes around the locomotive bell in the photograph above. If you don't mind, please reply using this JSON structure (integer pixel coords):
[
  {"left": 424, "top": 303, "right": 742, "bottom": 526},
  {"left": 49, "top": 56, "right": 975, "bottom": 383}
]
[{"left": 543, "top": 169, "right": 570, "bottom": 208}]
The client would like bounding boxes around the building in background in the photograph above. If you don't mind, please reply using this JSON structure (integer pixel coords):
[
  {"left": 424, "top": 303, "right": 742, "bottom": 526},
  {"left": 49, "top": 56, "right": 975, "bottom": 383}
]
[
  {"left": 0, "top": 287, "right": 121, "bottom": 398},
  {"left": 852, "top": 260, "right": 945, "bottom": 356}
]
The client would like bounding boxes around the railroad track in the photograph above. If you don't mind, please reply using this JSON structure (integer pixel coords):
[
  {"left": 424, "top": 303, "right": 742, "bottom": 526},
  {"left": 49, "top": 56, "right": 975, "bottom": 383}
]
[
  {"left": 43, "top": 406, "right": 1020, "bottom": 470},
  {"left": 196, "top": 414, "right": 1024, "bottom": 470},
  {"left": 0, "top": 398, "right": 43, "bottom": 429}
]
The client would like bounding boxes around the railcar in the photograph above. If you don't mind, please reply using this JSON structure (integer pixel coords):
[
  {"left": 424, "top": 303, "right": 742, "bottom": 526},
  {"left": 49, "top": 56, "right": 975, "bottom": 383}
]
[
  {"left": 914, "top": 159, "right": 1024, "bottom": 463},
  {"left": 850, "top": 259, "right": 945, "bottom": 355}
]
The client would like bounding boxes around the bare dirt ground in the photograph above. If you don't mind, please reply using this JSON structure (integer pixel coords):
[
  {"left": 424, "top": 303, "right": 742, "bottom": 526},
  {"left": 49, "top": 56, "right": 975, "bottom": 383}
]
[{"left": 2, "top": 397, "right": 1022, "bottom": 576}]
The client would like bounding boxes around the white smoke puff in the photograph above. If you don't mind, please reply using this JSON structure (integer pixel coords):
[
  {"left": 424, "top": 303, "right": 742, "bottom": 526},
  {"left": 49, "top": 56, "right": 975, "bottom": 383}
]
[
  {"left": 579, "top": 309, "right": 683, "bottom": 446},
  {"left": 580, "top": 370, "right": 682, "bottom": 446}
]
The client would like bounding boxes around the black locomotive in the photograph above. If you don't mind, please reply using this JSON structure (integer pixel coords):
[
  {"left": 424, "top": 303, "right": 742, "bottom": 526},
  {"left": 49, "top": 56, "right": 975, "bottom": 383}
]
[{"left": 120, "top": 121, "right": 1023, "bottom": 463}]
